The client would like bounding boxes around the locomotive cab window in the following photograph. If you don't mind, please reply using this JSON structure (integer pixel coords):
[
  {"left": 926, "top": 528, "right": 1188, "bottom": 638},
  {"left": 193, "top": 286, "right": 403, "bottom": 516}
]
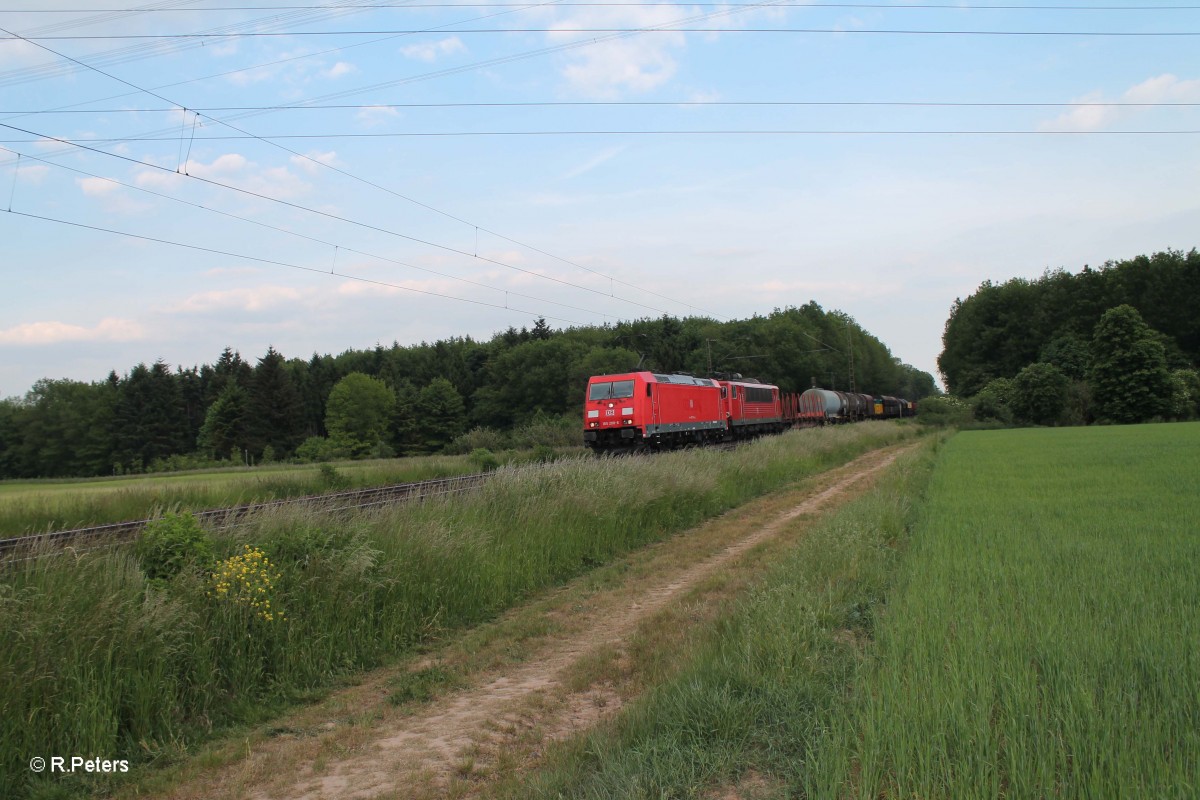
[{"left": 589, "top": 380, "right": 635, "bottom": 401}]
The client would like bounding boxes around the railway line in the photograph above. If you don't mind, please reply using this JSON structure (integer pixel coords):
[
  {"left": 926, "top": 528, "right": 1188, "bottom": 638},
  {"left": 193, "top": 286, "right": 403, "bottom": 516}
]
[
  {"left": 0, "top": 472, "right": 490, "bottom": 560},
  {"left": 0, "top": 437, "right": 755, "bottom": 562}
]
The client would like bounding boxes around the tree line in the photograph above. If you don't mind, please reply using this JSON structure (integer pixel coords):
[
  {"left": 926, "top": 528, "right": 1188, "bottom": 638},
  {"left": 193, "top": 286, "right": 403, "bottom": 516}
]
[
  {"left": 936, "top": 248, "right": 1200, "bottom": 426},
  {"left": 0, "top": 305, "right": 937, "bottom": 479}
]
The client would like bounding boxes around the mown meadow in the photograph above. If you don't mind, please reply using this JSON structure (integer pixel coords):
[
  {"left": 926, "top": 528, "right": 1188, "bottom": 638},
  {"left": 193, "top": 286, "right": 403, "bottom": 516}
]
[
  {"left": 513, "top": 423, "right": 1200, "bottom": 799},
  {"left": 0, "top": 422, "right": 914, "bottom": 800}
]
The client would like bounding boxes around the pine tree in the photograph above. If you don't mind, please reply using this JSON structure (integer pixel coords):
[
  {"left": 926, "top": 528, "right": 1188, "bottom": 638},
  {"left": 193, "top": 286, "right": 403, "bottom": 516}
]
[
  {"left": 247, "top": 346, "right": 304, "bottom": 458},
  {"left": 416, "top": 378, "right": 467, "bottom": 452}
]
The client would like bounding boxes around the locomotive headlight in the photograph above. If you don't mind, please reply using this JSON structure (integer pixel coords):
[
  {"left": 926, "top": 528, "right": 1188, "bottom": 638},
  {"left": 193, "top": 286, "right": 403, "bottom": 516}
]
[{"left": 622, "top": 419, "right": 632, "bottom": 425}]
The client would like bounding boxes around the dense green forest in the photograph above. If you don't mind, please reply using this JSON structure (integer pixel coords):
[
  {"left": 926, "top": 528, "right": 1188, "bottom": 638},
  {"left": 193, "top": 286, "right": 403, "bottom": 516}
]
[
  {"left": 0, "top": 305, "right": 935, "bottom": 479},
  {"left": 937, "top": 248, "right": 1200, "bottom": 426}
]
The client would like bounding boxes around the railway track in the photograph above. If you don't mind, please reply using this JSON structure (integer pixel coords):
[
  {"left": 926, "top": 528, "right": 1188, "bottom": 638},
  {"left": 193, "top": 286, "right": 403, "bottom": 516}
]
[
  {"left": 0, "top": 473, "right": 490, "bottom": 560},
  {"left": 0, "top": 439, "right": 755, "bottom": 562}
]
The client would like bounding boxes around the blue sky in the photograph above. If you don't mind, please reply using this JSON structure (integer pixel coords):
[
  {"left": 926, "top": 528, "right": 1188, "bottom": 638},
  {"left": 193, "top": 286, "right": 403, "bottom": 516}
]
[{"left": 1, "top": 0, "right": 1198, "bottom": 397}]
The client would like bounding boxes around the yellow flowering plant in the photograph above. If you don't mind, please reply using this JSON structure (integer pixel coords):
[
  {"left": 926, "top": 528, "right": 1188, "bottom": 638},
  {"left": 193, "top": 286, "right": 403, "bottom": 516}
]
[{"left": 209, "top": 544, "right": 286, "bottom": 623}]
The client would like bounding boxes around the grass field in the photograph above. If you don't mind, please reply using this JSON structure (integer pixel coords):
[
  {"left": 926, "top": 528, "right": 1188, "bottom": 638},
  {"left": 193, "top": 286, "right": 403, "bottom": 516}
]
[
  {"left": 0, "top": 422, "right": 914, "bottom": 800},
  {"left": 517, "top": 422, "right": 1200, "bottom": 799},
  {"left": 813, "top": 422, "right": 1200, "bottom": 798}
]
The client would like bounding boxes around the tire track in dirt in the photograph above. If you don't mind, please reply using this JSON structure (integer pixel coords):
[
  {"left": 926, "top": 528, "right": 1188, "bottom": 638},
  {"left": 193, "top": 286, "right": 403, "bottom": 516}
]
[{"left": 202, "top": 442, "right": 917, "bottom": 800}]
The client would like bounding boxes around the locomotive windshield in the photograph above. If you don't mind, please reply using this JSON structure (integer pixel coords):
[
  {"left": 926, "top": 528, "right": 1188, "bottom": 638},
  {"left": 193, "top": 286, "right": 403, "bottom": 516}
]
[{"left": 589, "top": 380, "right": 635, "bottom": 401}]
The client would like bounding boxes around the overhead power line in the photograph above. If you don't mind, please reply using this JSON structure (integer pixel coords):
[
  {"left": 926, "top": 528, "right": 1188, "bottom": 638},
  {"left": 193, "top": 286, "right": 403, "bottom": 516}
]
[
  {"left": 12, "top": 27, "right": 1200, "bottom": 39},
  {"left": 8, "top": 129, "right": 1200, "bottom": 141},
  {"left": 1, "top": 5, "right": 745, "bottom": 320},
  {"left": 4, "top": 207, "right": 590, "bottom": 326},
  {"left": 6, "top": 2, "right": 1199, "bottom": 10},
  {"left": 0, "top": 144, "right": 617, "bottom": 322},
  {"left": 1, "top": 118, "right": 677, "bottom": 318},
  {"left": 6, "top": 100, "right": 1200, "bottom": 114}
]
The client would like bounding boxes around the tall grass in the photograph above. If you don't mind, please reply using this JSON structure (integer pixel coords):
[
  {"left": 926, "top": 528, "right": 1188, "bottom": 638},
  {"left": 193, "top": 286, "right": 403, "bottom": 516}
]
[
  {"left": 811, "top": 422, "right": 1200, "bottom": 798},
  {"left": 0, "top": 423, "right": 913, "bottom": 800},
  {"left": 511, "top": 438, "right": 938, "bottom": 800}
]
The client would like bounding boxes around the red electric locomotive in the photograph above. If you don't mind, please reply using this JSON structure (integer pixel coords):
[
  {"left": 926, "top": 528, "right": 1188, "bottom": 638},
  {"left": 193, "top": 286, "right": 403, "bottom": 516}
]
[
  {"left": 583, "top": 372, "right": 726, "bottom": 453},
  {"left": 715, "top": 378, "right": 790, "bottom": 437}
]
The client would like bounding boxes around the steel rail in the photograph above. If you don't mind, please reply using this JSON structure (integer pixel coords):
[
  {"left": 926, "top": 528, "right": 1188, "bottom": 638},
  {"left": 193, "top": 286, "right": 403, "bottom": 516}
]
[{"left": 0, "top": 472, "right": 491, "bottom": 560}]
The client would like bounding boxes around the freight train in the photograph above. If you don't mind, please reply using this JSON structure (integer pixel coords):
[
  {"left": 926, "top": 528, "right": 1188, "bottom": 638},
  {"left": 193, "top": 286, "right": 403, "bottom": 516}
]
[{"left": 583, "top": 371, "right": 915, "bottom": 454}]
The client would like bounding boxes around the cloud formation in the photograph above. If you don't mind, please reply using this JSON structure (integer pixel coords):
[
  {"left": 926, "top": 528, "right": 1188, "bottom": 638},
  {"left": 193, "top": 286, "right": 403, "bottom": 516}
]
[
  {"left": 1039, "top": 73, "right": 1200, "bottom": 132},
  {"left": 400, "top": 37, "right": 466, "bottom": 62},
  {"left": 0, "top": 318, "right": 145, "bottom": 346}
]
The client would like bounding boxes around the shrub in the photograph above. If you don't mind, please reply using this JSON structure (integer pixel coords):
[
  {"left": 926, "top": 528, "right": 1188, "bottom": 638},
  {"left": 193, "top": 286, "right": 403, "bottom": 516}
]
[
  {"left": 468, "top": 448, "right": 501, "bottom": 472},
  {"left": 318, "top": 463, "right": 351, "bottom": 491},
  {"left": 135, "top": 512, "right": 213, "bottom": 582},
  {"left": 916, "top": 396, "right": 972, "bottom": 427},
  {"left": 510, "top": 412, "right": 579, "bottom": 449},
  {"left": 296, "top": 436, "right": 347, "bottom": 463},
  {"left": 447, "top": 426, "right": 510, "bottom": 455}
]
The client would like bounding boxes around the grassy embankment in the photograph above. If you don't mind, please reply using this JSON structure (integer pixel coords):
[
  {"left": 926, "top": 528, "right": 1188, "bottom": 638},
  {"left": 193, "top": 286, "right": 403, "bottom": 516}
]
[
  {"left": 0, "top": 422, "right": 914, "bottom": 800},
  {"left": 0, "top": 450, "right": 572, "bottom": 536},
  {"left": 514, "top": 423, "right": 1200, "bottom": 799}
]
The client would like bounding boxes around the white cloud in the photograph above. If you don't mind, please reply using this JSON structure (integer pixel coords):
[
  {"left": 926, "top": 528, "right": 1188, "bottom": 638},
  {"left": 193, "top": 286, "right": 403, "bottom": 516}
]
[
  {"left": 76, "top": 176, "right": 120, "bottom": 196},
  {"left": 0, "top": 318, "right": 145, "bottom": 346},
  {"left": 538, "top": 4, "right": 687, "bottom": 97},
  {"left": 322, "top": 61, "right": 357, "bottom": 79},
  {"left": 1124, "top": 73, "right": 1200, "bottom": 103},
  {"left": 171, "top": 153, "right": 312, "bottom": 200},
  {"left": 14, "top": 163, "right": 49, "bottom": 184},
  {"left": 173, "top": 285, "right": 315, "bottom": 314},
  {"left": 184, "top": 153, "right": 248, "bottom": 177},
  {"left": 1039, "top": 74, "right": 1200, "bottom": 132},
  {"left": 356, "top": 105, "right": 400, "bottom": 127},
  {"left": 289, "top": 150, "right": 342, "bottom": 174},
  {"left": 400, "top": 36, "right": 466, "bottom": 62}
]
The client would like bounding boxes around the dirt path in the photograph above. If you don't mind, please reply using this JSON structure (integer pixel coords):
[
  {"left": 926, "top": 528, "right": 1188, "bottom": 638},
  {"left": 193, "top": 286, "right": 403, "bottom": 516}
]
[{"left": 158, "top": 442, "right": 917, "bottom": 800}]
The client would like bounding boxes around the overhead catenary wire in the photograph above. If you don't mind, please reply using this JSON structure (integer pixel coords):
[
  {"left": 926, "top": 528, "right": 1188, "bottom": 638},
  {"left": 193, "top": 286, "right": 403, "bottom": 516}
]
[
  {"left": 5, "top": 100, "right": 1200, "bottom": 114},
  {"left": 0, "top": 118, "right": 678, "bottom": 319},
  {"left": 8, "top": 128, "right": 1198, "bottom": 141},
  {"left": 12, "top": 27, "right": 1200, "bottom": 38},
  {"left": 0, "top": 143, "right": 619, "bottom": 321},
  {"left": 0, "top": 14, "right": 732, "bottom": 320},
  {"left": 3, "top": 207, "right": 590, "bottom": 326},
  {"left": 6, "top": 2, "right": 1199, "bottom": 10}
]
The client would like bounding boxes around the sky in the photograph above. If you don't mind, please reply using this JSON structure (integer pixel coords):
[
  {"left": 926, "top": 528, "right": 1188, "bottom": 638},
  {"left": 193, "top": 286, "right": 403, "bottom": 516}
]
[{"left": 1, "top": 0, "right": 1198, "bottom": 398}]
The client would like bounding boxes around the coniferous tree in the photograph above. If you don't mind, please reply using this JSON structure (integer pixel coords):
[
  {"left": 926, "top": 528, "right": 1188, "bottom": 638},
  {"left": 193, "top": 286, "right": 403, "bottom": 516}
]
[
  {"left": 113, "top": 361, "right": 187, "bottom": 471},
  {"left": 416, "top": 378, "right": 467, "bottom": 452},
  {"left": 247, "top": 346, "right": 304, "bottom": 458}
]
